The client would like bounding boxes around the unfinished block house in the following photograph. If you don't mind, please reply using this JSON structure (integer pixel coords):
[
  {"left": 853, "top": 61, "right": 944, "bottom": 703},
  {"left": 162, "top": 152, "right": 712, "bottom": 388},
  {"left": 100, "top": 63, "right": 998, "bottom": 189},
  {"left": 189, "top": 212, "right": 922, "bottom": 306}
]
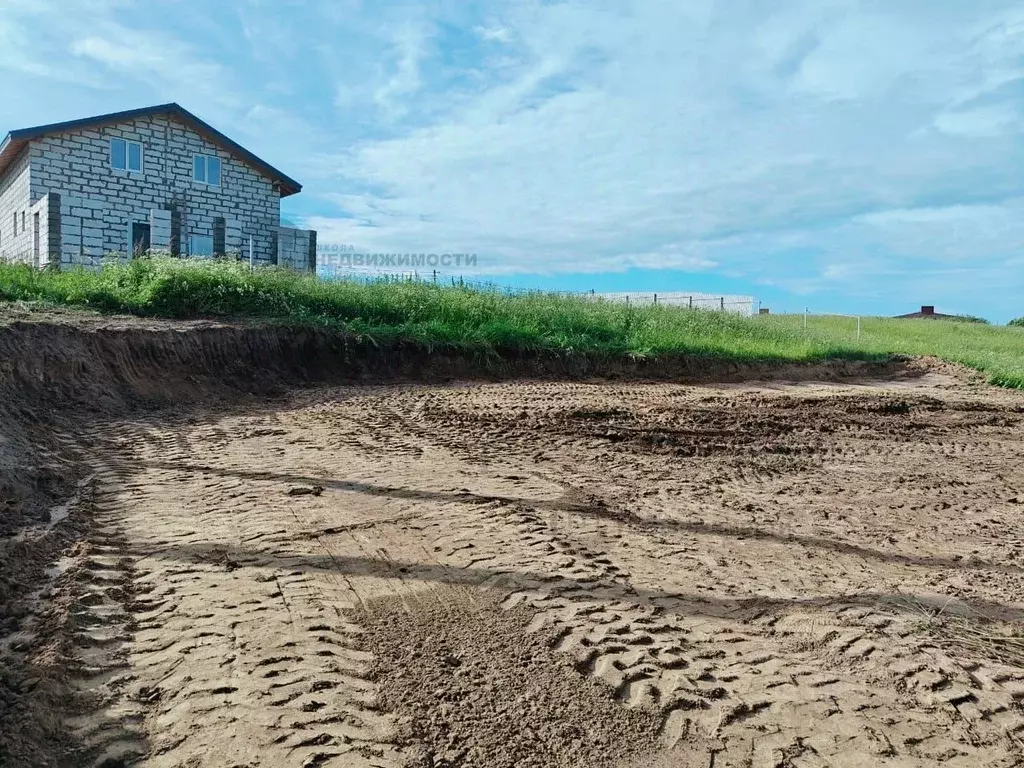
[{"left": 0, "top": 103, "right": 316, "bottom": 270}]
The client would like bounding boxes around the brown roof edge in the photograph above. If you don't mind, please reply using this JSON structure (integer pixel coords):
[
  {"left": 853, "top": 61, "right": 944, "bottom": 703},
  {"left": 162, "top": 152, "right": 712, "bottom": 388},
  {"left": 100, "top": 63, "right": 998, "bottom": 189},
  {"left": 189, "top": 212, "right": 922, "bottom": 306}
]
[{"left": 0, "top": 103, "right": 302, "bottom": 197}]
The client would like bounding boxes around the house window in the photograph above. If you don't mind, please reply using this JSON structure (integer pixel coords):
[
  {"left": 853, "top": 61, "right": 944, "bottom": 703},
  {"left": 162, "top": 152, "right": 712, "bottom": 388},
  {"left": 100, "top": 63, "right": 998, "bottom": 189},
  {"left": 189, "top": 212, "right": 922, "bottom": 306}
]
[
  {"left": 188, "top": 234, "right": 214, "bottom": 257},
  {"left": 110, "top": 137, "right": 143, "bottom": 172},
  {"left": 193, "top": 154, "right": 221, "bottom": 186}
]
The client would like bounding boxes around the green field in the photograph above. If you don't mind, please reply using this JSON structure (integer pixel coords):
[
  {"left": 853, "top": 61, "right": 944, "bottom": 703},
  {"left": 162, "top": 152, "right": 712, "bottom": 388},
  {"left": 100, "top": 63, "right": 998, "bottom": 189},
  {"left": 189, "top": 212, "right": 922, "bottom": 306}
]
[
  {"left": 764, "top": 314, "right": 1024, "bottom": 389},
  {"left": 1, "top": 258, "right": 1022, "bottom": 387}
]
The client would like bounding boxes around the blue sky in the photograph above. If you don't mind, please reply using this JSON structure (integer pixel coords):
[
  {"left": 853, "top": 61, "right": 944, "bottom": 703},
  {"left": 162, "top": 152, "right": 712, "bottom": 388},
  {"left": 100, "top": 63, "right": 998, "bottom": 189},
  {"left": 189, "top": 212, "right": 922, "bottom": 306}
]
[{"left": 3, "top": 1, "right": 1024, "bottom": 320}]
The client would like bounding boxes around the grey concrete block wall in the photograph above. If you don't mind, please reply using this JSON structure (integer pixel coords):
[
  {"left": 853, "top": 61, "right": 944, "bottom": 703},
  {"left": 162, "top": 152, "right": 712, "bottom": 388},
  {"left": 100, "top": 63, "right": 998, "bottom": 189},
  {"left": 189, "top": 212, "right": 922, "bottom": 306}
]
[
  {"left": 150, "top": 209, "right": 172, "bottom": 251},
  {"left": 59, "top": 193, "right": 113, "bottom": 266},
  {"left": 28, "top": 192, "right": 61, "bottom": 267},
  {"left": 0, "top": 149, "right": 33, "bottom": 263},
  {"left": 212, "top": 216, "right": 226, "bottom": 256},
  {"left": 277, "top": 226, "right": 314, "bottom": 271},
  {"left": 169, "top": 205, "right": 182, "bottom": 257},
  {"left": 26, "top": 114, "right": 284, "bottom": 267},
  {"left": 45, "top": 193, "right": 61, "bottom": 267},
  {"left": 226, "top": 220, "right": 243, "bottom": 258}
]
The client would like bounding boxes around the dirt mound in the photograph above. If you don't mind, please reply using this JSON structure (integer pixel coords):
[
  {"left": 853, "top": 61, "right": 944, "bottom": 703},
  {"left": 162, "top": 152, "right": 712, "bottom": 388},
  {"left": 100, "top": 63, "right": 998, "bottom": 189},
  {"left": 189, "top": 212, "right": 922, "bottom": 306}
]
[
  {"left": 359, "top": 587, "right": 662, "bottom": 768},
  {"left": 0, "top": 313, "right": 918, "bottom": 412}
]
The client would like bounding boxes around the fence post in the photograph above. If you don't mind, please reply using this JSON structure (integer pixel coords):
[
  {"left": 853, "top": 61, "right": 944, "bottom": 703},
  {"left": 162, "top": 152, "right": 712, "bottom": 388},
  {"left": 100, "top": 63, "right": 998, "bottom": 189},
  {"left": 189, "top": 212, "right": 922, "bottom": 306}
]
[
  {"left": 432, "top": 269, "right": 437, "bottom": 284},
  {"left": 804, "top": 308, "right": 808, "bottom": 330},
  {"left": 653, "top": 293, "right": 657, "bottom": 306},
  {"left": 720, "top": 297, "right": 725, "bottom": 311},
  {"left": 248, "top": 235, "right": 254, "bottom": 270},
  {"left": 857, "top": 316, "right": 862, "bottom": 341}
]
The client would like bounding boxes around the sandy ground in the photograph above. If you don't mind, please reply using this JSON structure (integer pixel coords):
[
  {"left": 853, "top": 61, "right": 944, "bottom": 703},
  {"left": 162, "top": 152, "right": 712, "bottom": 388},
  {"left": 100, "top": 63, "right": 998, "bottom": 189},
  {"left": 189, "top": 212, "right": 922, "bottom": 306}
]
[{"left": 6, "top": 369, "right": 1024, "bottom": 767}]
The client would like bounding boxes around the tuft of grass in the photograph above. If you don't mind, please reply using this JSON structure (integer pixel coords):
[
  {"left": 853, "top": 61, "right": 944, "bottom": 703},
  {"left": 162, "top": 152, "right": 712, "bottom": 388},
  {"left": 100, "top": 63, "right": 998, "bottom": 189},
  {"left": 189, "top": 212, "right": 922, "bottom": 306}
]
[
  {"left": 2, "top": 258, "right": 1024, "bottom": 387},
  {"left": 883, "top": 595, "right": 1024, "bottom": 669}
]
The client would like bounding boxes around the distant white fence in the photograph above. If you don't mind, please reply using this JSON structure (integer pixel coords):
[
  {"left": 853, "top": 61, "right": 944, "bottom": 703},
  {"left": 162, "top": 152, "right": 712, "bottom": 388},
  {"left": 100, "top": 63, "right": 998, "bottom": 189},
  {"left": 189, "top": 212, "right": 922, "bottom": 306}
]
[
  {"left": 319, "top": 266, "right": 758, "bottom": 316},
  {"left": 588, "top": 292, "right": 756, "bottom": 315}
]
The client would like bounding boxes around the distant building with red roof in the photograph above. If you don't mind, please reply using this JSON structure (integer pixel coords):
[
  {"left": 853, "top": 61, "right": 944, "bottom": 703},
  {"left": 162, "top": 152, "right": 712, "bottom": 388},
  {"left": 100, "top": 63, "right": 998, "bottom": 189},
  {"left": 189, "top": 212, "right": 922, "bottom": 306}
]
[{"left": 894, "top": 305, "right": 959, "bottom": 319}]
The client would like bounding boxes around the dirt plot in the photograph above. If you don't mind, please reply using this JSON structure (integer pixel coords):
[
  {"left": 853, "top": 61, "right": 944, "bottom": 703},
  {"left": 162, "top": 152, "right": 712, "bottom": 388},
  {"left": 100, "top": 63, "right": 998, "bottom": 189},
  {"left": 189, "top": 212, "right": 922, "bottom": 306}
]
[{"left": 5, "top": 362, "right": 1024, "bottom": 766}]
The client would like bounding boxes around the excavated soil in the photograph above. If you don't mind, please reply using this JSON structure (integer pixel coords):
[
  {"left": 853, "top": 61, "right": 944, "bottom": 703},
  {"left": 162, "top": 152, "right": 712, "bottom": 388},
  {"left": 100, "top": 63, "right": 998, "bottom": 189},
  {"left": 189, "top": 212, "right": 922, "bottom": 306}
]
[
  {"left": 360, "top": 588, "right": 663, "bottom": 768},
  {"left": 2, "top": 311, "right": 1024, "bottom": 768}
]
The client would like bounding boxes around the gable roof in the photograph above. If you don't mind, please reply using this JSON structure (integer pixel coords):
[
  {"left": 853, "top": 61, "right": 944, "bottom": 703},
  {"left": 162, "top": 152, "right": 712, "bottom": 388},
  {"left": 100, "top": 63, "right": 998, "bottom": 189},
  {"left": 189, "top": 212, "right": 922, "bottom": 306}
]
[
  {"left": 0, "top": 103, "right": 302, "bottom": 197},
  {"left": 894, "top": 305, "right": 958, "bottom": 319}
]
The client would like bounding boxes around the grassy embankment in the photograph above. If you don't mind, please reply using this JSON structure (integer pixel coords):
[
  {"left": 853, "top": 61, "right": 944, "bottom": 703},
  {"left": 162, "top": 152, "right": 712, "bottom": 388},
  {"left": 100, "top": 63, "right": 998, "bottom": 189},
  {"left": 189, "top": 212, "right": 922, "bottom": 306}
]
[
  {"left": 764, "top": 314, "right": 1024, "bottom": 389},
  {"left": 0, "top": 258, "right": 1022, "bottom": 387}
]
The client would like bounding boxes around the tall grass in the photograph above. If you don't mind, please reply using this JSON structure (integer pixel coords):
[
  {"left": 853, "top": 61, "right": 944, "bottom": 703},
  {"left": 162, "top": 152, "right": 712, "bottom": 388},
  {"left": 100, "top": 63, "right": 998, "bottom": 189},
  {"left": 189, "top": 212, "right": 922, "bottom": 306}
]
[
  {"left": 1, "top": 258, "right": 1023, "bottom": 387},
  {"left": 766, "top": 314, "right": 1024, "bottom": 388},
  {"left": 0, "top": 258, "right": 861, "bottom": 362}
]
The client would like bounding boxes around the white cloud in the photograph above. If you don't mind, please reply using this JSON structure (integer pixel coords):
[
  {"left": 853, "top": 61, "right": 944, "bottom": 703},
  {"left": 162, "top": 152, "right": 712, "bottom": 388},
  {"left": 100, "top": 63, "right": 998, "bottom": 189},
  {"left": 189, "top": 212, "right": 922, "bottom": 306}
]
[
  {"left": 821, "top": 263, "right": 857, "bottom": 281},
  {"left": 934, "top": 104, "right": 1021, "bottom": 137},
  {"left": 851, "top": 200, "right": 1024, "bottom": 262},
  {"left": 372, "top": 21, "right": 432, "bottom": 119},
  {"left": 0, "top": 16, "right": 103, "bottom": 86},
  {"left": 70, "top": 31, "right": 235, "bottom": 106},
  {"left": 474, "top": 25, "right": 513, "bottom": 44}
]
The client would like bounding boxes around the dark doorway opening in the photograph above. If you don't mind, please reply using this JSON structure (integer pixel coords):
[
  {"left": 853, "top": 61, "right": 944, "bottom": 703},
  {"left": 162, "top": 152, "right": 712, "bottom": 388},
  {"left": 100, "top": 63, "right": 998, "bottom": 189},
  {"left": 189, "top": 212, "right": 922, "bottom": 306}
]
[{"left": 131, "top": 222, "right": 151, "bottom": 258}]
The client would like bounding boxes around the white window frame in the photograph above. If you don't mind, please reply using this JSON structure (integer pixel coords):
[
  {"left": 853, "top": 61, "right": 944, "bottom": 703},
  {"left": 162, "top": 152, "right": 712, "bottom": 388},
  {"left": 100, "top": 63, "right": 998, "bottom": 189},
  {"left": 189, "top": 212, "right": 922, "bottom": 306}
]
[
  {"left": 193, "top": 154, "right": 222, "bottom": 187},
  {"left": 110, "top": 137, "right": 144, "bottom": 173}
]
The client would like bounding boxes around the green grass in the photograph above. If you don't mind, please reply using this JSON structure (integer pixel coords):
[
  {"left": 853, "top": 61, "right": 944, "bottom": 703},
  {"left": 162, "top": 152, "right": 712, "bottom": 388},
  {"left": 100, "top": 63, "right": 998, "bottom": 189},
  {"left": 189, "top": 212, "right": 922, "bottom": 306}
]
[
  {"left": 765, "top": 314, "right": 1024, "bottom": 388},
  {"left": 0, "top": 258, "right": 864, "bottom": 361},
  {"left": 1, "top": 257, "right": 1023, "bottom": 387}
]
